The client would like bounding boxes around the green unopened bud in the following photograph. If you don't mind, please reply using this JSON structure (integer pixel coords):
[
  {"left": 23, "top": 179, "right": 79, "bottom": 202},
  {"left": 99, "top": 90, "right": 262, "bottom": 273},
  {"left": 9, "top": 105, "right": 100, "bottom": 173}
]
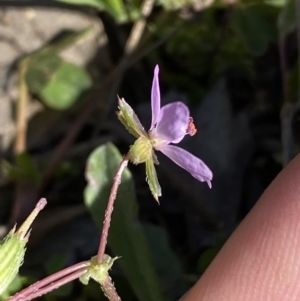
[
  {"left": 79, "top": 254, "right": 119, "bottom": 285},
  {"left": 0, "top": 198, "right": 47, "bottom": 295},
  {"left": 130, "top": 137, "right": 153, "bottom": 164}
]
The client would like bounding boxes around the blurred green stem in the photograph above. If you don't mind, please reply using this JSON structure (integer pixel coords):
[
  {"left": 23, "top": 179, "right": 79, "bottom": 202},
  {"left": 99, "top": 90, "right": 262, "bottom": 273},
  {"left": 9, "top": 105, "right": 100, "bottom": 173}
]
[{"left": 125, "top": 0, "right": 154, "bottom": 54}]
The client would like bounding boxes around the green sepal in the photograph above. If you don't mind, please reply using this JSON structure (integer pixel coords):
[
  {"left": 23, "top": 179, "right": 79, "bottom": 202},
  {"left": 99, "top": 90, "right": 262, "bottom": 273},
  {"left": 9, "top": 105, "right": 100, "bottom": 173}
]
[
  {"left": 79, "top": 254, "right": 119, "bottom": 285},
  {"left": 145, "top": 156, "right": 162, "bottom": 202},
  {"left": 117, "top": 97, "right": 147, "bottom": 139},
  {"left": 129, "top": 137, "right": 153, "bottom": 164},
  {"left": 0, "top": 227, "right": 26, "bottom": 295}
]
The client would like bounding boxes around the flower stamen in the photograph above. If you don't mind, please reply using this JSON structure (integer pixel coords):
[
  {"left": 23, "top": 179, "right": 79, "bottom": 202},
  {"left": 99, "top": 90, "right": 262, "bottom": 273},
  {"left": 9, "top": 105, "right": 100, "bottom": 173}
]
[{"left": 186, "top": 117, "right": 197, "bottom": 136}]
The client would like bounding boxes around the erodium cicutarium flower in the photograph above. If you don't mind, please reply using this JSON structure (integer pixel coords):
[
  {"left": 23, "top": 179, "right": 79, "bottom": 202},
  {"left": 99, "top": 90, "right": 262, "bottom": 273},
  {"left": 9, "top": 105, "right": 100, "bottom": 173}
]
[{"left": 117, "top": 65, "right": 213, "bottom": 201}]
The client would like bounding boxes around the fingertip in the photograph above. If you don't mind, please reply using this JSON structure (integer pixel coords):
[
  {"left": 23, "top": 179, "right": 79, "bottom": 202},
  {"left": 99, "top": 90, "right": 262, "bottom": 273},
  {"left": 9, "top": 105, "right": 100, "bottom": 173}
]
[{"left": 181, "top": 153, "right": 300, "bottom": 301}]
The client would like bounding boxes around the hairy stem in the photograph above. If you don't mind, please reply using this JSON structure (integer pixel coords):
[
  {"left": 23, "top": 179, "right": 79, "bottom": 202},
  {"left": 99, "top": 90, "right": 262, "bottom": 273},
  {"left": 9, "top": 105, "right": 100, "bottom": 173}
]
[
  {"left": 97, "top": 153, "right": 130, "bottom": 263},
  {"left": 7, "top": 261, "right": 90, "bottom": 301},
  {"left": 101, "top": 276, "right": 122, "bottom": 301}
]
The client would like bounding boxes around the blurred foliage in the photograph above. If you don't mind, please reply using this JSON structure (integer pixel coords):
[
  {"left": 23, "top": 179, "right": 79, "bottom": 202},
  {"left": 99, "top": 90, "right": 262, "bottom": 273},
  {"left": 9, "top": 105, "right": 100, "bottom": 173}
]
[
  {"left": 55, "top": 0, "right": 140, "bottom": 23},
  {"left": 231, "top": 5, "right": 277, "bottom": 56},
  {"left": 25, "top": 27, "right": 92, "bottom": 110},
  {"left": 44, "top": 254, "right": 73, "bottom": 300},
  {"left": 143, "top": 224, "right": 185, "bottom": 300},
  {"left": 0, "top": 153, "right": 41, "bottom": 185}
]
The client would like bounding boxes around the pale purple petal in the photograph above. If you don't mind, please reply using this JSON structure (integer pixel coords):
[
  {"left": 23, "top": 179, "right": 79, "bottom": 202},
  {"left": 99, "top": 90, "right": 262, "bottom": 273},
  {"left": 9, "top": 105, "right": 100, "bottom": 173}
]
[
  {"left": 150, "top": 65, "right": 161, "bottom": 130},
  {"left": 157, "top": 144, "right": 213, "bottom": 187},
  {"left": 152, "top": 102, "right": 189, "bottom": 144}
]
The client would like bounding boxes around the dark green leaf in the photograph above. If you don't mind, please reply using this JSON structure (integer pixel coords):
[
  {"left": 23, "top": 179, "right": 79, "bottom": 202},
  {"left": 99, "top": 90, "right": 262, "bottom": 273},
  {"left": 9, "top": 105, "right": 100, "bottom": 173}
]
[
  {"left": 25, "top": 53, "right": 62, "bottom": 94},
  {"left": 25, "top": 27, "right": 93, "bottom": 110},
  {"left": 231, "top": 7, "right": 276, "bottom": 56},
  {"left": 44, "top": 254, "right": 69, "bottom": 274},
  {"left": 44, "top": 254, "right": 73, "bottom": 298},
  {"left": 84, "top": 143, "right": 165, "bottom": 301},
  {"left": 143, "top": 224, "right": 182, "bottom": 292}
]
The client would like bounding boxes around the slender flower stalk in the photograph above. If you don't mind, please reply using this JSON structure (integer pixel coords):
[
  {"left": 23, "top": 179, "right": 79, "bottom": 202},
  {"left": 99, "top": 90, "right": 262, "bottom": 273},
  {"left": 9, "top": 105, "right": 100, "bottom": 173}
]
[
  {"left": 101, "top": 277, "right": 121, "bottom": 301},
  {"left": 7, "top": 262, "right": 89, "bottom": 301},
  {"left": 117, "top": 65, "right": 213, "bottom": 201},
  {"left": 97, "top": 153, "right": 130, "bottom": 263}
]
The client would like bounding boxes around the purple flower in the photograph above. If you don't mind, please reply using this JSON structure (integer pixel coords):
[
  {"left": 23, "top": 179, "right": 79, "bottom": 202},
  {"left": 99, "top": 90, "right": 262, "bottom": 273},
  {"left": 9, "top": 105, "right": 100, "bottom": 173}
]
[
  {"left": 149, "top": 65, "right": 213, "bottom": 188},
  {"left": 117, "top": 65, "right": 213, "bottom": 200}
]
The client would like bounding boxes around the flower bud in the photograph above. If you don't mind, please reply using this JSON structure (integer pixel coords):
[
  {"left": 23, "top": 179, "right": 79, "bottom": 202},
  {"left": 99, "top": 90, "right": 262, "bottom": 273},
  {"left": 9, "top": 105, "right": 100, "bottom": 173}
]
[{"left": 0, "top": 198, "right": 47, "bottom": 295}]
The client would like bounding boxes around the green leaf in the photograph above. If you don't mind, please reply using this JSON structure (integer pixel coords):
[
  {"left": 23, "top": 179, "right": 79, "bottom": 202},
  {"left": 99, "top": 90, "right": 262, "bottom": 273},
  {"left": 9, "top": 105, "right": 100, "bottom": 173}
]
[
  {"left": 145, "top": 157, "right": 161, "bottom": 202},
  {"left": 277, "top": 0, "right": 296, "bottom": 36},
  {"left": 26, "top": 55, "right": 91, "bottom": 110},
  {"left": 25, "top": 27, "right": 92, "bottom": 75},
  {"left": 231, "top": 7, "right": 275, "bottom": 56},
  {"left": 143, "top": 224, "right": 182, "bottom": 296},
  {"left": 84, "top": 143, "right": 165, "bottom": 301},
  {"left": 25, "top": 27, "right": 92, "bottom": 110},
  {"left": 25, "top": 53, "right": 62, "bottom": 94},
  {"left": 40, "top": 61, "right": 92, "bottom": 110}
]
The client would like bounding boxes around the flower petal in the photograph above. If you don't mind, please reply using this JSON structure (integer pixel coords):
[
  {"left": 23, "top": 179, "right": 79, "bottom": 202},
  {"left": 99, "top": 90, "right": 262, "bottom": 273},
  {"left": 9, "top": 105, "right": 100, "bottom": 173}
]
[
  {"left": 150, "top": 65, "right": 161, "bottom": 130},
  {"left": 157, "top": 144, "right": 213, "bottom": 187},
  {"left": 152, "top": 102, "right": 189, "bottom": 144}
]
